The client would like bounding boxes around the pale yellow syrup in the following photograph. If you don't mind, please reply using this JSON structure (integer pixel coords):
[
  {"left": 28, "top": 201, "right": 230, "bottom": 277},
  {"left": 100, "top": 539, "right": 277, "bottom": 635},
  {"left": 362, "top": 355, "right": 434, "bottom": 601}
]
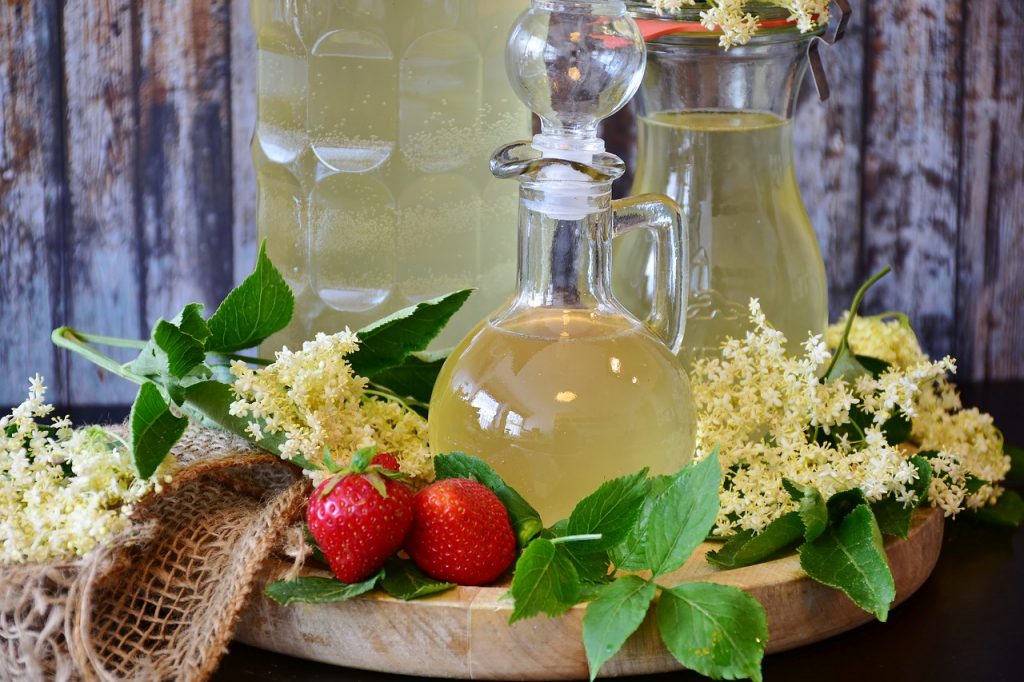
[
  {"left": 429, "top": 308, "right": 696, "bottom": 522},
  {"left": 252, "top": 0, "right": 529, "bottom": 350},
  {"left": 621, "top": 110, "right": 828, "bottom": 367}
]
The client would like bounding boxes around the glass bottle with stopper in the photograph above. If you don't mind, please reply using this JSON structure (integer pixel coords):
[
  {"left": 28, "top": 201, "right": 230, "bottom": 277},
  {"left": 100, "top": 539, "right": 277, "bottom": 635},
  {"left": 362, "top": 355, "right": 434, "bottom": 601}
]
[{"left": 429, "top": 0, "right": 696, "bottom": 523}]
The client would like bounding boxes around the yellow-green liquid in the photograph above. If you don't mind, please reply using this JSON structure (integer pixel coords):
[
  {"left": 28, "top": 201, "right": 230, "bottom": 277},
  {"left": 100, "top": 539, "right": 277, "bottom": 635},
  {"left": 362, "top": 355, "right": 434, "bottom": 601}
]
[
  {"left": 252, "top": 0, "right": 529, "bottom": 350},
  {"left": 429, "top": 309, "right": 696, "bottom": 522},
  {"left": 622, "top": 110, "right": 827, "bottom": 366}
]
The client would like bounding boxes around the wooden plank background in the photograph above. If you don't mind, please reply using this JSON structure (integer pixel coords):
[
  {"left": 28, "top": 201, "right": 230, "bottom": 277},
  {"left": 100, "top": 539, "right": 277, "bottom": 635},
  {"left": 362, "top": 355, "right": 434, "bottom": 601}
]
[{"left": 1, "top": 0, "right": 1021, "bottom": 406}]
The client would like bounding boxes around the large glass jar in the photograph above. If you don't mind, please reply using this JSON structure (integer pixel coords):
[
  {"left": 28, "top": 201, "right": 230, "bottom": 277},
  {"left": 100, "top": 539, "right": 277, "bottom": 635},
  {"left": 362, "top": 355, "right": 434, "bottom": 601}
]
[
  {"left": 616, "top": 5, "right": 828, "bottom": 367},
  {"left": 252, "top": 0, "right": 530, "bottom": 351}
]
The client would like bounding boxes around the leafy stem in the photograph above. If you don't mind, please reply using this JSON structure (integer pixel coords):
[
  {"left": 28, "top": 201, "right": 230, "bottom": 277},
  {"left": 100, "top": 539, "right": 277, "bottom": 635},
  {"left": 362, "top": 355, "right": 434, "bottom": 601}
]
[
  {"left": 364, "top": 385, "right": 429, "bottom": 415},
  {"left": 209, "top": 352, "right": 273, "bottom": 366},
  {"left": 54, "top": 330, "right": 148, "bottom": 349},
  {"left": 550, "top": 533, "right": 603, "bottom": 545},
  {"left": 823, "top": 266, "right": 891, "bottom": 378},
  {"left": 51, "top": 327, "right": 147, "bottom": 385}
]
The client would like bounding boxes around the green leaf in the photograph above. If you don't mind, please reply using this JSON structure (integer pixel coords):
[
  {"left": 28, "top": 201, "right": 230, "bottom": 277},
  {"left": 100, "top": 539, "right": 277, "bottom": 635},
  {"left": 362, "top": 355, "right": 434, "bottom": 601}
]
[
  {"left": 434, "top": 452, "right": 543, "bottom": 547},
  {"left": 126, "top": 303, "right": 213, "bottom": 382},
  {"left": 826, "top": 488, "right": 869, "bottom": 522},
  {"left": 871, "top": 497, "right": 915, "bottom": 539},
  {"left": 646, "top": 450, "right": 721, "bottom": 577},
  {"left": 304, "top": 526, "right": 326, "bottom": 565},
  {"left": 349, "top": 289, "right": 473, "bottom": 377},
  {"left": 179, "top": 380, "right": 284, "bottom": 455},
  {"left": 706, "top": 512, "right": 804, "bottom": 569},
  {"left": 368, "top": 349, "right": 449, "bottom": 411},
  {"left": 825, "top": 351, "right": 872, "bottom": 385},
  {"left": 206, "top": 241, "right": 294, "bottom": 353},
  {"left": 824, "top": 267, "right": 891, "bottom": 384},
  {"left": 799, "top": 504, "right": 895, "bottom": 621},
  {"left": 264, "top": 574, "right": 380, "bottom": 606},
  {"left": 610, "top": 474, "right": 674, "bottom": 571},
  {"left": 508, "top": 538, "right": 580, "bottom": 623},
  {"left": 783, "top": 479, "right": 828, "bottom": 542},
  {"left": 657, "top": 582, "right": 768, "bottom": 682},
  {"left": 882, "top": 411, "right": 913, "bottom": 446},
  {"left": 564, "top": 548, "right": 613, "bottom": 585},
  {"left": 153, "top": 319, "right": 207, "bottom": 379},
  {"left": 173, "top": 302, "right": 211, "bottom": 343},
  {"left": 582, "top": 576, "right": 657, "bottom": 680},
  {"left": 964, "top": 474, "right": 986, "bottom": 495},
  {"left": 380, "top": 558, "right": 456, "bottom": 600},
  {"left": 566, "top": 469, "right": 650, "bottom": 552},
  {"left": 871, "top": 456, "right": 932, "bottom": 538},
  {"left": 909, "top": 454, "right": 933, "bottom": 503},
  {"left": 130, "top": 382, "right": 188, "bottom": 479},
  {"left": 854, "top": 355, "right": 891, "bottom": 379},
  {"left": 125, "top": 339, "right": 168, "bottom": 379},
  {"left": 968, "top": 490, "right": 1024, "bottom": 528},
  {"left": 1006, "top": 445, "right": 1024, "bottom": 482}
]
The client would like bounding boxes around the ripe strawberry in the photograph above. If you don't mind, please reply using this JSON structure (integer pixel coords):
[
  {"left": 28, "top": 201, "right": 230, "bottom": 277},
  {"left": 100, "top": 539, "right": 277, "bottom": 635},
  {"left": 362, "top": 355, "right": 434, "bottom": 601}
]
[
  {"left": 370, "top": 452, "right": 400, "bottom": 471},
  {"left": 307, "top": 451, "right": 414, "bottom": 583},
  {"left": 405, "top": 478, "right": 516, "bottom": 586}
]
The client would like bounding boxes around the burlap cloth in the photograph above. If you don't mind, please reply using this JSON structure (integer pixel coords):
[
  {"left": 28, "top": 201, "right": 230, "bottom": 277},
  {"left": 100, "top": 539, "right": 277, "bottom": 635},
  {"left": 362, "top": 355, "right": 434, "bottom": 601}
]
[{"left": 0, "top": 426, "right": 312, "bottom": 681}]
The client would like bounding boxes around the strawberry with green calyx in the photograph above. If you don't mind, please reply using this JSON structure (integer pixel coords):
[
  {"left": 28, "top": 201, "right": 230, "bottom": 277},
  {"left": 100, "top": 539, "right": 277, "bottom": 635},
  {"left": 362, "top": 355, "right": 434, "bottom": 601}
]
[
  {"left": 405, "top": 478, "right": 516, "bottom": 586},
  {"left": 369, "top": 452, "right": 400, "bottom": 472},
  {"left": 307, "top": 446, "right": 415, "bottom": 584}
]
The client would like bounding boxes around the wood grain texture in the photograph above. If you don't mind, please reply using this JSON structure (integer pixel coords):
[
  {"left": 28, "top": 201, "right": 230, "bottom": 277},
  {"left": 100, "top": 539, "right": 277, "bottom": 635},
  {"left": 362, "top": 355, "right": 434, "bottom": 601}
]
[
  {"left": 3, "top": 1, "right": 1024, "bottom": 406},
  {"left": 230, "top": 0, "right": 257, "bottom": 285},
  {"left": 137, "top": 0, "right": 235, "bottom": 327},
  {"left": 235, "top": 508, "right": 944, "bottom": 680},
  {"left": 860, "top": 0, "right": 963, "bottom": 358},
  {"left": 0, "top": 1, "right": 66, "bottom": 404},
  {"left": 793, "top": 8, "right": 865, "bottom": 319},
  {"left": 61, "top": 0, "right": 141, "bottom": 404},
  {"left": 956, "top": 0, "right": 1024, "bottom": 381}
]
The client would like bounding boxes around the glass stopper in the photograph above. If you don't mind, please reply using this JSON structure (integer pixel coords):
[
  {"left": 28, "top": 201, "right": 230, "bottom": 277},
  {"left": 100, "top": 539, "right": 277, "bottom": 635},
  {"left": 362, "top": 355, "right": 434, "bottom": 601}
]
[{"left": 506, "top": 0, "right": 645, "bottom": 160}]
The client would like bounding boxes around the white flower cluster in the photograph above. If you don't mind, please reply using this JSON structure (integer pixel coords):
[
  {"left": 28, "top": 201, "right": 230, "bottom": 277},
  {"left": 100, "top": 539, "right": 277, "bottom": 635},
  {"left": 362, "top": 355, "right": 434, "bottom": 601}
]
[
  {"left": 229, "top": 331, "right": 433, "bottom": 483},
  {"left": 692, "top": 301, "right": 974, "bottom": 537},
  {"left": 826, "top": 314, "right": 1011, "bottom": 514},
  {"left": 651, "top": 0, "right": 830, "bottom": 48},
  {"left": 0, "top": 376, "right": 171, "bottom": 564}
]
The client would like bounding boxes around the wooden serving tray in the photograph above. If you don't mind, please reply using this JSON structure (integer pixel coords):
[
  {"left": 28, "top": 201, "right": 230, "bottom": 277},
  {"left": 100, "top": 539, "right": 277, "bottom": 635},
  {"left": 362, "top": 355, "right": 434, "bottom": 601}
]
[{"left": 235, "top": 508, "right": 943, "bottom": 680}]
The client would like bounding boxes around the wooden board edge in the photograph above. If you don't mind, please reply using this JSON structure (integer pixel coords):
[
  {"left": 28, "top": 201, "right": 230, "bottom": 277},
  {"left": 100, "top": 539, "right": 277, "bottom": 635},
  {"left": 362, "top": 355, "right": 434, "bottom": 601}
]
[{"left": 235, "top": 508, "right": 944, "bottom": 679}]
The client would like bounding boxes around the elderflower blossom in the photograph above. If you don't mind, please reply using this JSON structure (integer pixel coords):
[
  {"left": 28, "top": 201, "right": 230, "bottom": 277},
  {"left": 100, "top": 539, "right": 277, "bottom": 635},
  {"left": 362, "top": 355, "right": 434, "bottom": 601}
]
[
  {"left": 692, "top": 301, "right": 972, "bottom": 537},
  {"left": 0, "top": 376, "right": 172, "bottom": 564},
  {"left": 650, "top": 1, "right": 830, "bottom": 48},
  {"left": 826, "top": 314, "right": 1011, "bottom": 513},
  {"left": 229, "top": 331, "right": 432, "bottom": 483}
]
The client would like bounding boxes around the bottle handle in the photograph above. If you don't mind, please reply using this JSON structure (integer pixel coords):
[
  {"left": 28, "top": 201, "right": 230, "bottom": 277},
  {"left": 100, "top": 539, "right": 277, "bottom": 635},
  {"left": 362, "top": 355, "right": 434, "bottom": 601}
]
[{"left": 611, "top": 194, "right": 688, "bottom": 354}]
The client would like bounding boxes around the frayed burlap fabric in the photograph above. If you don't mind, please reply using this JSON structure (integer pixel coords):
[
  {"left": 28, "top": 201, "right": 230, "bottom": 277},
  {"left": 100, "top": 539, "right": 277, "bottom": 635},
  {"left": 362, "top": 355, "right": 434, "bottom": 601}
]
[{"left": 0, "top": 427, "right": 310, "bottom": 682}]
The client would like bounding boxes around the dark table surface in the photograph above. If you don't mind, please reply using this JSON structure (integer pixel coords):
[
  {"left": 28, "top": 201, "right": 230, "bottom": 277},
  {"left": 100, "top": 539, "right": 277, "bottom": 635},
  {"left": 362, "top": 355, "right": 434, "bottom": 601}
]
[{"left": 60, "top": 383, "right": 1024, "bottom": 682}]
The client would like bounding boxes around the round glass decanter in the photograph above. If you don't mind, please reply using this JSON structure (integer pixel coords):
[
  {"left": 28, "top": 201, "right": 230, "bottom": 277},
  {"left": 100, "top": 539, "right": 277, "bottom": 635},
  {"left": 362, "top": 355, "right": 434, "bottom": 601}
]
[
  {"left": 429, "top": 0, "right": 696, "bottom": 523},
  {"left": 616, "top": 4, "right": 829, "bottom": 368}
]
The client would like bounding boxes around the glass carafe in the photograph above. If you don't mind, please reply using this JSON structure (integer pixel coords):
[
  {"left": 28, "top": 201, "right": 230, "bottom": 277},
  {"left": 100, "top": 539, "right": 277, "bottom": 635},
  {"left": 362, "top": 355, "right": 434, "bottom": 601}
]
[
  {"left": 617, "top": 5, "right": 829, "bottom": 368},
  {"left": 429, "top": 0, "right": 696, "bottom": 523},
  {"left": 251, "top": 0, "right": 529, "bottom": 351}
]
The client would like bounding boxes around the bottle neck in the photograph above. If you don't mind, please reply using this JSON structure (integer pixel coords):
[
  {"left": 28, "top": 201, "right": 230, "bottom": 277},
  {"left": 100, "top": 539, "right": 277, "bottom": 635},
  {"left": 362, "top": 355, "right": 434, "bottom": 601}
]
[
  {"left": 635, "top": 34, "right": 812, "bottom": 121},
  {"left": 512, "top": 182, "right": 615, "bottom": 311}
]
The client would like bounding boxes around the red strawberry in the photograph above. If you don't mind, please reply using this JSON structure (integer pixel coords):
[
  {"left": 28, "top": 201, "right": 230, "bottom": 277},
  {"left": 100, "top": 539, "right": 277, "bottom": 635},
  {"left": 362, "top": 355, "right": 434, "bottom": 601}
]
[
  {"left": 405, "top": 478, "right": 516, "bottom": 586},
  {"left": 307, "top": 460, "right": 414, "bottom": 584},
  {"left": 370, "top": 452, "right": 400, "bottom": 471}
]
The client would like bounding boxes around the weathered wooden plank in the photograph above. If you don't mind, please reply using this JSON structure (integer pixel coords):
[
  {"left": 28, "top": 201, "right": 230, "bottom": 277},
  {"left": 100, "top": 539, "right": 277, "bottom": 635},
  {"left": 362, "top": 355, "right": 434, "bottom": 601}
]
[
  {"left": 137, "top": 0, "right": 235, "bottom": 325},
  {"left": 956, "top": 0, "right": 1024, "bottom": 381},
  {"left": 793, "top": 8, "right": 865, "bottom": 320},
  {"left": 231, "top": 0, "right": 258, "bottom": 282},
  {"left": 860, "top": 0, "right": 963, "bottom": 359},
  {"left": 61, "top": 0, "right": 140, "bottom": 404},
  {"left": 0, "top": 1, "right": 66, "bottom": 404}
]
